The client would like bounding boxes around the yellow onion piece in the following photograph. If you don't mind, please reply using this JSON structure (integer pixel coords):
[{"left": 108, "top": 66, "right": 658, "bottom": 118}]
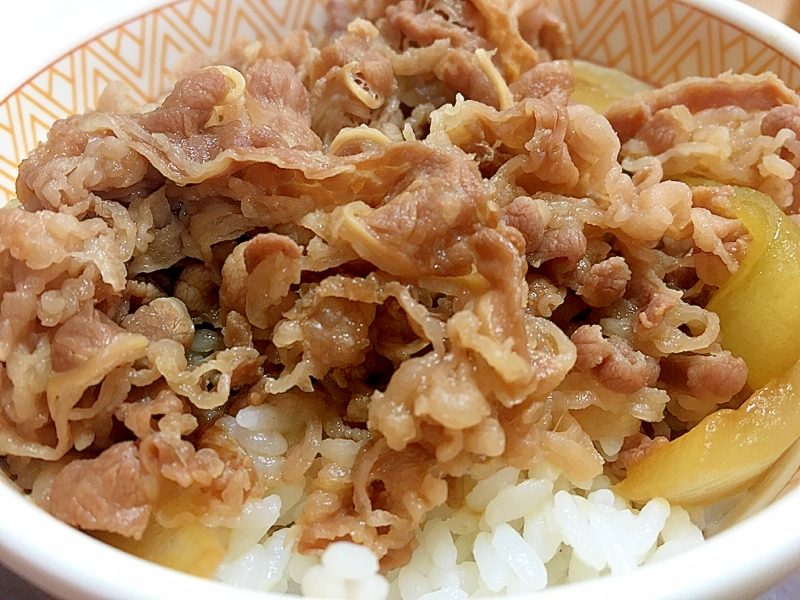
[
  {"left": 706, "top": 186, "right": 800, "bottom": 389},
  {"left": 710, "top": 438, "right": 800, "bottom": 533},
  {"left": 614, "top": 360, "right": 800, "bottom": 506},
  {"left": 571, "top": 60, "right": 652, "bottom": 114},
  {"left": 98, "top": 521, "right": 226, "bottom": 577}
]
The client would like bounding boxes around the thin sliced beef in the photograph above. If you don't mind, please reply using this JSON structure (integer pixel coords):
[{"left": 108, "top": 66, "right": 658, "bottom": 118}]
[{"left": 49, "top": 442, "right": 152, "bottom": 539}]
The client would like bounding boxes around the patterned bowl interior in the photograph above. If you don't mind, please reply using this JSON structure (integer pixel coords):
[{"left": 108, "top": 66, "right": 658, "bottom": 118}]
[{"left": 1, "top": 0, "right": 800, "bottom": 206}]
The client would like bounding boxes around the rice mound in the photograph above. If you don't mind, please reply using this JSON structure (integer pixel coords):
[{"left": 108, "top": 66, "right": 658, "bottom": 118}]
[{"left": 213, "top": 405, "right": 705, "bottom": 598}]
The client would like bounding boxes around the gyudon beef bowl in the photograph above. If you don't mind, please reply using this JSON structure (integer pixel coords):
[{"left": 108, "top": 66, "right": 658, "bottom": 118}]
[{"left": 2, "top": 0, "right": 800, "bottom": 598}]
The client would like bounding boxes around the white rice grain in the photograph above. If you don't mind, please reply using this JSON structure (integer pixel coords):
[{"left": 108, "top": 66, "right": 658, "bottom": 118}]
[
  {"left": 352, "top": 575, "right": 391, "bottom": 600},
  {"left": 473, "top": 532, "right": 511, "bottom": 593},
  {"left": 629, "top": 498, "right": 670, "bottom": 559},
  {"left": 397, "top": 568, "right": 433, "bottom": 600},
  {"left": 455, "top": 562, "right": 480, "bottom": 595},
  {"left": 224, "top": 495, "right": 282, "bottom": 560},
  {"left": 218, "top": 545, "right": 272, "bottom": 590},
  {"left": 260, "top": 528, "right": 295, "bottom": 589},
  {"left": 287, "top": 551, "right": 319, "bottom": 588},
  {"left": 322, "top": 541, "right": 380, "bottom": 580},
  {"left": 301, "top": 541, "right": 389, "bottom": 600},
  {"left": 466, "top": 468, "right": 519, "bottom": 512},
  {"left": 417, "top": 586, "right": 467, "bottom": 600},
  {"left": 567, "top": 551, "right": 601, "bottom": 583},
  {"left": 422, "top": 521, "right": 457, "bottom": 571},
  {"left": 522, "top": 504, "right": 562, "bottom": 563},
  {"left": 302, "top": 565, "right": 349, "bottom": 598},
  {"left": 544, "top": 546, "right": 570, "bottom": 585},
  {"left": 650, "top": 506, "right": 704, "bottom": 562},
  {"left": 484, "top": 479, "right": 553, "bottom": 528},
  {"left": 553, "top": 491, "right": 606, "bottom": 571},
  {"left": 491, "top": 524, "right": 547, "bottom": 591},
  {"left": 214, "top": 432, "right": 704, "bottom": 600}
]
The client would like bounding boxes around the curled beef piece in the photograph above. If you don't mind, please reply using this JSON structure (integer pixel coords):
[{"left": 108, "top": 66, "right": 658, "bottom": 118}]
[
  {"left": 761, "top": 105, "right": 800, "bottom": 206},
  {"left": 515, "top": 2, "right": 571, "bottom": 60},
  {"left": 502, "top": 196, "right": 545, "bottom": 253},
  {"left": 173, "top": 264, "right": 220, "bottom": 321},
  {"left": 526, "top": 272, "right": 566, "bottom": 317},
  {"left": 434, "top": 48, "right": 503, "bottom": 108},
  {"left": 531, "top": 223, "right": 587, "bottom": 266},
  {"left": 309, "top": 21, "right": 395, "bottom": 142},
  {"left": 576, "top": 256, "right": 631, "bottom": 308},
  {"left": 297, "top": 439, "right": 447, "bottom": 569},
  {"left": 49, "top": 441, "right": 152, "bottom": 539},
  {"left": 613, "top": 433, "right": 669, "bottom": 473},
  {"left": 16, "top": 68, "right": 228, "bottom": 212},
  {"left": 116, "top": 388, "right": 184, "bottom": 440},
  {"left": 59, "top": 389, "right": 259, "bottom": 536},
  {"left": 241, "top": 232, "right": 303, "bottom": 329},
  {"left": 385, "top": 0, "right": 484, "bottom": 50},
  {"left": 762, "top": 104, "right": 800, "bottom": 138},
  {"left": 661, "top": 350, "right": 748, "bottom": 401},
  {"left": 121, "top": 298, "right": 195, "bottom": 349},
  {"left": 606, "top": 72, "right": 798, "bottom": 145},
  {"left": 331, "top": 147, "right": 490, "bottom": 280},
  {"left": 220, "top": 232, "right": 303, "bottom": 330},
  {"left": 139, "top": 69, "right": 229, "bottom": 138},
  {"left": 572, "top": 324, "right": 659, "bottom": 394},
  {"left": 245, "top": 58, "right": 321, "bottom": 150},
  {"left": 50, "top": 305, "right": 139, "bottom": 372},
  {"left": 509, "top": 60, "right": 574, "bottom": 104},
  {"left": 635, "top": 109, "right": 692, "bottom": 155},
  {"left": 626, "top": 268, "right": 683, "bottom": 330},
  {"left": 16, "top": 125, "right": 149, "bottom": 212}
]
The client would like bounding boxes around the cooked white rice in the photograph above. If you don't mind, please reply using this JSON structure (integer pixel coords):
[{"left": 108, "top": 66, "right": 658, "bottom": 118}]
[{"left": 214, "top": 404, "right": 705, "bottom": 599}]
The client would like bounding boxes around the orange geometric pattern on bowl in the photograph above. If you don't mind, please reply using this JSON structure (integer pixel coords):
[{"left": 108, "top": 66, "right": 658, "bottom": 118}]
[{"left": 0, "top": 0, "right": 798, "bottom": 205}]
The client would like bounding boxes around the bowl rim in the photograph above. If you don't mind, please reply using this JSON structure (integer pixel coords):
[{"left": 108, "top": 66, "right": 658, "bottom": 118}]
[
  {"left": 686, "top": 0, "right": 800, "bottom": 66},
  {"left": 2, "top": 0, "right": 800, "bottom": 599}
]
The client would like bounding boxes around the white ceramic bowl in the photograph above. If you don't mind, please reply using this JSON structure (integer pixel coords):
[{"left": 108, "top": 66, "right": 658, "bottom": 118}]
[{"left": 1, "top": 0, "right": 800, "bottom": 598}]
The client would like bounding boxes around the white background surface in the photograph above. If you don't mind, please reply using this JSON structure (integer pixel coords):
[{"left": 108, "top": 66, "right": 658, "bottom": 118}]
[{"left": 0, "top": 0, "right": 797, "bottom": 598}]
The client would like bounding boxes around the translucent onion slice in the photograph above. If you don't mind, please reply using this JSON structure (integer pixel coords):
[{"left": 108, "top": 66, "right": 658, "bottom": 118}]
[
  {"left": 570, "top": 60, "right": 652, "bottom": 114},
  {"left": 709, "top": 438, "right": 800, "bottom": 533},
  {"left": 706, "top": 186, "right": 800, "bottom": 389},
  {"left": 614, "top": 360, "right": 800, "bottom": 506},
  {"left": 98, "top": 521, "right": 226, "bottom": 577}
]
